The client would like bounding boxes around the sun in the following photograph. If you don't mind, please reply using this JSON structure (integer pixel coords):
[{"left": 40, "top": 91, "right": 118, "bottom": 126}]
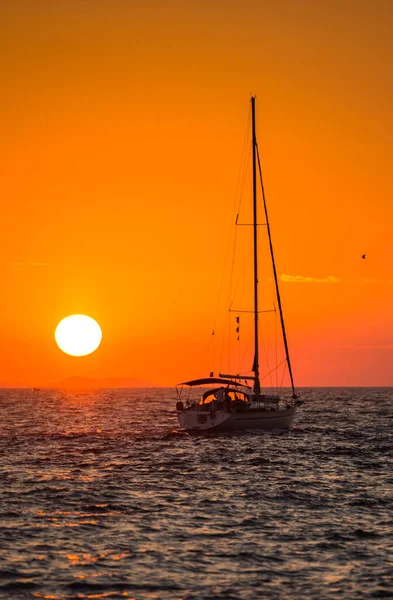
[{"left": 55, "top": 315, "right": 102, "bottom": 357}]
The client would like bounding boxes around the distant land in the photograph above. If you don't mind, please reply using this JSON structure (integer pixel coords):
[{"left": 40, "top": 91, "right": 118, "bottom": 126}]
[
  {"left": 0, "top": 376, "right": 164, "bottom": 389},
  {"left": 53, "top": 376, "right": 162, "bottom": 388}
]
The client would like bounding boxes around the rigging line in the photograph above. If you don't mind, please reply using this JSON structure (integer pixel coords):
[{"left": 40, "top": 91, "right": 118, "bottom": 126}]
[
  {"left": 279, "top": 360, "right": 287, "bottom": 390},
  {"left": 199, "top": 335, "right": 213, "bottom": 375},
  {"left": 229, "top": 246, "right": 252, "bottom": 311},
  {"left": 260, "top": 359, "right": 287, "bottom": 381},
  {"left": 229, "top": 152, "right": 251, "bottom": 309},
  {"left": 211, "top": 104, "right": 251, "bottom": 368},
  {"left": 239, "top": 321, "right": 253, "bottom": 372},
  {"left": 220, "top": 106, "right": 251, "bottom": 372},
  {"left": 219, "top": 304, "right": 230, "bottom": 372},
  {"left": 210, "top": 204, "right": 236, "bottom": 351},
  {"left": 237, "top": 321, "right": 241, "bottom": 376},
  {"left": 211, "top": 167, "right": 244, "bottom": 343},
  {"left": 228, "top": 220, "right": 239, "bottom": 305},
  {"left": 212, "top": 331, "right": 215, "bottom": 374},
  {"left": 228, "top": 309, "right": 231, "bottom": 375},
  {"left": 210, "top": 220, "right": 233, "bottom": 369},
  {"left": 237, "top": 150, "right": 251, "bottom": 219},
  {"left": 220, "top": 223, "right": 238, "bottom": 371},
  {"left": 235, "top": 108, "right": 251, "bottom": 210},
  {"left": 235, "top": 109, "right": 252, "bottom": 219},
  {"left": 256, "top": 143, "right": 297, "bottom": 399},
  {"left": 199, "top": 300, "right": 217, "bottom": 373},
  {"left": 258, "top": 317, "right": 274, "bottom": 389},
  {"left": 274, "top": 302, "right": 278, "bottom": 393}
]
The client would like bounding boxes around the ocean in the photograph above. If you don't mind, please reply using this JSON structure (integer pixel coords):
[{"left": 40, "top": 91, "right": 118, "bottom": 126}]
[{"left": 0, "top": 387, "right": 392, "bottom": 599}]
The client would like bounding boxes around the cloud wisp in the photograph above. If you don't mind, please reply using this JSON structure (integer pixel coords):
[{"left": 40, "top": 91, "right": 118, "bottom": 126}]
[
  {"left": 281, "top": 274, "right": 340, "bottom": 284},
  {"left": 281, "top": 275, "right": 393, "bottom": 285}
]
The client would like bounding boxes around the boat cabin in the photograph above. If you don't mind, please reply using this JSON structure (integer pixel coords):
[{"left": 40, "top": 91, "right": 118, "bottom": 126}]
[
  {"left": 200, "top": 387, "right": 249, "bottom": 412},
  {"left": 176, "top": 377, "right": 253, "bottom": 413}
]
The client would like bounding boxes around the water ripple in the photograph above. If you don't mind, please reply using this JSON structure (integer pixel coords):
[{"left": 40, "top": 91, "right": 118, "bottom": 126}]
[{"left": 0, "top": 387, "right": 392, "bottom": 598}]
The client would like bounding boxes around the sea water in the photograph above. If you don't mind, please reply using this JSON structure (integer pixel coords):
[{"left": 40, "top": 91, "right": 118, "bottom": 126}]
[{"left": 0, "top": 387, "right": 392, "bottom": 599}]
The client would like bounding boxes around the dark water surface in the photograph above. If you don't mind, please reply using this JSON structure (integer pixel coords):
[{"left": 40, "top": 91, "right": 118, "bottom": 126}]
[{"left": 0, "top": 388, "right": 393, "bottom": 599}]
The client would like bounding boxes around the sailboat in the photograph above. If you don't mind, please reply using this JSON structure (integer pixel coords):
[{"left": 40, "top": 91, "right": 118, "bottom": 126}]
[{"left": 175, "top": 97, "right": 303, "bottom": 433}]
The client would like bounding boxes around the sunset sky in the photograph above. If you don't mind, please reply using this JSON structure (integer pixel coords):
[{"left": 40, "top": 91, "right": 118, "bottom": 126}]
[{"left": 1, "top": 0, "right": 393, "bottom": 387}]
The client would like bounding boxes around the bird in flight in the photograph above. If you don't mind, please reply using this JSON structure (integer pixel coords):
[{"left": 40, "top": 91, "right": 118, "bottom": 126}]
[{"left": 362, "top": 254, "right": 367, "bottom": 259}]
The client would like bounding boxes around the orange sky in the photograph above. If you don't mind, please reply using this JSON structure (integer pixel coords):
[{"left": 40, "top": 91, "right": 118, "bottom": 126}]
[{"left": 1, "top": 0, "right": 393, "bottom": 387}]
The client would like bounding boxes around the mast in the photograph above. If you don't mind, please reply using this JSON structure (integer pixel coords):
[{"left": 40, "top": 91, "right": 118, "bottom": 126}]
[
  {"left": 251, "top": 96, "right": 261, "bottom": 395},
  {"left": 220, "top": 97, "right": 296, "bottom": 400}
]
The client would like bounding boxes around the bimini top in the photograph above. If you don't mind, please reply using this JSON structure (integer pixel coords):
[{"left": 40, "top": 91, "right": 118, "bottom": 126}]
[{"left": 177, "top": 377, "right": 251, "bottom": 388}]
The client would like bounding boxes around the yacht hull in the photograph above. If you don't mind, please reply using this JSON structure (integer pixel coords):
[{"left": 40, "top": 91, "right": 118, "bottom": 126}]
[{"left": 178, "top": 406, "right": 296, "bottom": 434}]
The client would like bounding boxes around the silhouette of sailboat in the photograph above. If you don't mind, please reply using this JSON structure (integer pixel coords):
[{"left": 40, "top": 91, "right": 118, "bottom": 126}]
[{"left": 176, "top": 97, "right": 303, "bottom": 433}]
